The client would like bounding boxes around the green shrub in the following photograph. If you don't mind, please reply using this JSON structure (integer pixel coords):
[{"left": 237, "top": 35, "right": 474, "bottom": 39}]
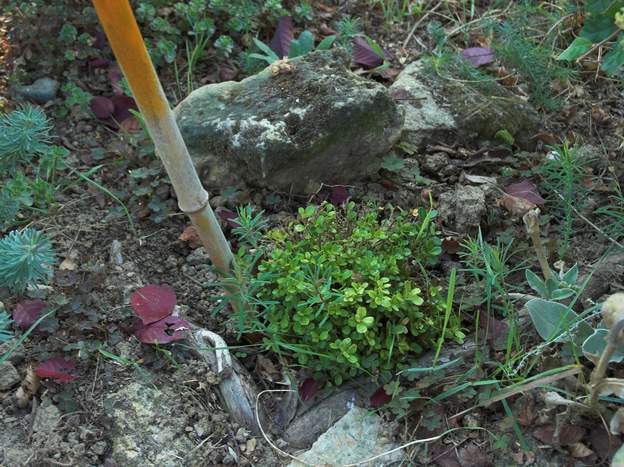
[
  {"left": 253, "top": 202, "right": 463, "bottom": 384},
  {"left": 0, "top": 228, "right": 56, "bottom": 293},
  {"left": 0, "top": 105, "right": 51, "bottom": 173}
]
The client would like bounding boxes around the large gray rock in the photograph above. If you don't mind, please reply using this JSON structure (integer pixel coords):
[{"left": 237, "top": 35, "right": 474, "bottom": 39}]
[
  {"left": 175, "top": 50, "right": 403, "bottom": 193},
  {"left": 288, "top": 406, "right": 402, "bottom": 466},
  {"left": 390, "top": 60, "right": 541, "bottom": 150},
  {"left": 0, "top": 362, "right": 20, "bottom": 390},
  {"left": 14, "top": 77, "right": 59, "bottom": 104},
  {"left": 104, "top": 381, "right": 199, "bottom": 466}
]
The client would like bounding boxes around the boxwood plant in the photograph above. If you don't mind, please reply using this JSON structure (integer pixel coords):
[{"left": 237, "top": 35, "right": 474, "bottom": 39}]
[{"left": 244, "top": 202, "right": 463, "bottom": 385}]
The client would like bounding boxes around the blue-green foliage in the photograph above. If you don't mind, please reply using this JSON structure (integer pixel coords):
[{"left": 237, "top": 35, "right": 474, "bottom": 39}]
[
  {"left": 0, "top": 228, "right": 56, "bottom": 293},
  {"left": 0, "top": 311, "right": 13, "bottom": 344},
  {"left": 0, "top": 105, "right": 51, "bottom": 173}
]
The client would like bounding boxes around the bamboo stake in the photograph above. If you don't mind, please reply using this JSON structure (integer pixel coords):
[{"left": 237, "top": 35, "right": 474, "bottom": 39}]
[{"left": 91, "top": 0, "right": 234, "bottom": 277}]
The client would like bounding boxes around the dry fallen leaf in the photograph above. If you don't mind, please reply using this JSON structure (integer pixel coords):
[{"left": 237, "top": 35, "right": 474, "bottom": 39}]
[
  {"left": 15, "top": 365, "right": 40, "bottom": 408},
  {"left": 569, "top": 442, "right": 593, "bottom": 458},
  {"left": 178, "top": 225, "right": 202, "bottom": 249},
  {"left": 513, "top": 393, "right": 536, "bottom": 426},
  {"left": 533, "top": 424, "right": 585, "bottom": 446},
  {"left": 500, "top": 194, "right": 536, "bottom": 216},
  {"left": 59, "top": 258, "right": 77, "bottom": 271}
]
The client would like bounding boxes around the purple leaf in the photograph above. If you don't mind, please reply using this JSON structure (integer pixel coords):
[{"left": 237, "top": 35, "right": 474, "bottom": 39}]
[
  {"left": 461, "top": 47, "right": 495, "bottom": 67},
  {"left": 35, "top": 358, "right": 78, "bottom": 382},
  {"left": 329, "top": 186, "right": 351, "bottom": 205},
  {"left": 108, "top": 66, "right": 123, "bottom": 95},
  {"left": 299, "top": 377, "right": 318, "bottom": 401},
  {"left": 88, "top": 57, "right": 111, "bottom": 69},
  {"left": 111, "top": 95, "right": 137, "bottom": 123},
  {"left": 134, "top": 316, "right": 191, "bottom": 344},
  {"left": 504, "top": 180, "right": 545, "bottom": 205},
  {"left": 94, "top": 30, "right": 108, "bottom": 50},
  {"left": 130, "top": 284, "right": 176, "bottom": 325},
  {"left": 270, "top": 16, "right": 294, "bottom": 59},
  {"left": 370, "top": 386, "right": 392, "bottom": 408},
  {"left": 353, "top": 37, "right": 384, "bottom": 68},
  {"left": 218, "top": 209, "right": 241, "bottom": 228},
  {"left": 13, "top": 300, "right": 46, "bottom": 329},
  {"left": 90, "top": 96, "right": 115, "bottom": 119}
]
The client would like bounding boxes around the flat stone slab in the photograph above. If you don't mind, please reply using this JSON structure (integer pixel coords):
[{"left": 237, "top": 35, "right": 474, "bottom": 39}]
[{"left": 288, "top": 406, "right": 403, "bottom": 466}]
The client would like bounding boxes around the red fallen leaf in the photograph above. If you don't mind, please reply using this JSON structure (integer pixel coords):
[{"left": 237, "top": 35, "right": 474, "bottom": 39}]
[
  {"left": 90, "top": 96, "right": 115, "bottom": 119},
  {"left": 134, "top": 316, "right": 191, "bottom": 344},
  {"left": 441, "top": 237, "right": 461, "bottom": 255},
  {"left": 218, "top": 209, "right": 241, "bottom": 228},
  {"left": 13, "top": 300, "right": 46, "bottom": 329},
  {"left": 130, "top": 284, "right": 176, "bottom": 325},
  {"left": 35, "top": 357, "right": 77, "bottom": 382},
  {"left": 118, "top": 117, "right": 141, "bottom": 132},
  {"left": 370, "top": 386, "right": 392, "bottom": 408},
  {"left": 111, "top": 95, "right": 138, "bottom": 125},
  {"left": 270, "top": 16, "right": 294, "bottom": 59},
  {"left": 353, "top": 37, "right": 384, "bottom": 69},
  {"left": 94, "top": 29, "right": 108, "bottom": 50},
  {"left": 461, "top": 47, "right": 495, "bottom": 67},
  {"left": 329, "top": 186, "right": 351, "bottom": 205},
  {"left": 299, "top": 377, "right": 318, "bottom": 402},
  {"left": 504, "top": 180, "right": 545, "bottom": 205},
  {"left": 88, "top": 57, "right": 110, "bottom": 69},
  {"left": 179, "top": 225, "right": 202, "bottom": 249},
  {"left": 108, "top": 65, "right": 123, "bottom": 94},
  {"left": 218, "top": 64, "right": 239, "bottom": 82},
  {"left": 500, "top": 194, "right": 536, "bottom": 216},
  {"left": 480, "top": 316, "right": 509, "bottom": 351},
  {"left": 533, "top": 424, "right": 585, "bottom": 446}
]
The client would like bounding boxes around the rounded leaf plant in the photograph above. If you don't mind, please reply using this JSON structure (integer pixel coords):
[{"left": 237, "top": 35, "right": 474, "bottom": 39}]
[{"left": 248, "top": 202, "right": 463, "bottom": 385}]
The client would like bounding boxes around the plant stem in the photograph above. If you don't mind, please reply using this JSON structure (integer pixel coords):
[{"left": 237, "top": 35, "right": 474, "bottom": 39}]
[
  {"left": 522, "top": 209, "right": 552, "bottom": 281},
  {"left": 589, "top": 318, "right": 624, "bottom": 408}
]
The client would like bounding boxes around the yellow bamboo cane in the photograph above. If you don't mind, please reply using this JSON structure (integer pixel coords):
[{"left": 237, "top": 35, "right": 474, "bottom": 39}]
[{"left": 91, "top": 1, "right": 235, "bottom": 278}]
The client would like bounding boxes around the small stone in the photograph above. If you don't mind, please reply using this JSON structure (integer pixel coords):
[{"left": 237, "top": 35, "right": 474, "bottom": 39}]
[
  {"left": 110, "top": 240, "right": 124, "bottom": 266},
  {"left": 186, "top": 247, "right": 209, "bottom": 266},
  {"left": 438, "top": 185, "right": 487, "bottom": 234},
  {"left": 14, "top": 77, "right": 60, "bottom": 104},
  {"left": 245, "top": 438, "right": 257, "bottom": 453},
  {"left": 0, "top": 362, "right": 20, "bottom": 390},
  {"left": 235, "top": 427, "right": 249, "bottom": 443},
  {"left": 421, "top": 152, "right": 451, "bottom": 175}
]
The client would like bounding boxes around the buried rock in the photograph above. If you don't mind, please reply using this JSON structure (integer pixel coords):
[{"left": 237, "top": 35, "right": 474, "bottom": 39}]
[
  {"left": 175, "top": 49, "right": 403, "bottom": 193},
  {"left": 288, "top": 406, "right": 403, "bottom": 466},
  {"left": 390, "top": 60, "right": 540, "bottom": 150}
]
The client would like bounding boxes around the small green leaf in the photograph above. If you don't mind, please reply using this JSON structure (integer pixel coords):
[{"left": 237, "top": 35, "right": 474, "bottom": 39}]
[
  {"left": 317, "top": 35, "right": 336, "bottom": 50},
  {"left": 381, "top": 154, "right": 405, "bottom": 172},
  {"left": 582, "top": 328, "right": 624, "bottom": 364},
  {"left": 253, "top": 38, "right": 279, "bottom": 61},
  {"left": 558, "top": 37, "right": 593, "bottom": 61},
  {"left": 525, "top": 269, "right": 547, "bottom": 297},
  {"left": 562, "top": 264, "right": 579, "bottom": 285},
  {"left": 601, "top": 37, "right": 624, "bottom": 75},
  {"left": 494, "top": 129, "right": 515, "bottom": 146},
  {"left": 526, "top": 298, "right": 581, "bottom": 342},
  {"left": 356, "top": 323, "right": 368, "bottom": 333}
]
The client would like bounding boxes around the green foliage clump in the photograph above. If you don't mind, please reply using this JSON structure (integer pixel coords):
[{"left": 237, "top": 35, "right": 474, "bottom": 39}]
[
  {"left": 0, "top": 107, "right": 68, "bottom": 230},
  {"left": 559, "top": 1, "right": 624, "bottom": 76},
  {"left": 0, "top": 105, "right": 51, "bottom": 173},
  {"left": 0, "top": 228, "right": 56, "bottom": 293},
  {"left": 254, "top": 203, "right": 463, "bottom": 384}
]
